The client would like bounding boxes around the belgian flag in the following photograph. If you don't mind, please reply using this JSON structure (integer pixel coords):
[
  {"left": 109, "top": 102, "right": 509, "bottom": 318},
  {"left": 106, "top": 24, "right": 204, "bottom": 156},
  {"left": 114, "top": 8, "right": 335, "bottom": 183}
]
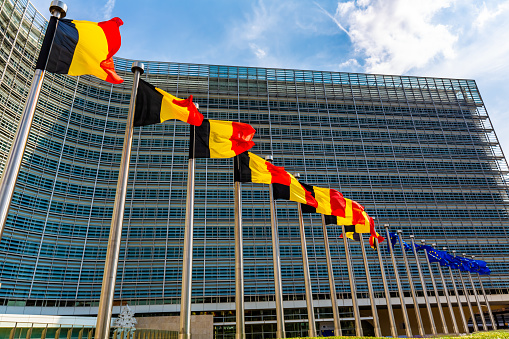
[
  {"left": 234, "top": 152, "right": 318, "bottom": 208},
  {"left": 190, "top": 119, "right": 256, "bottom": 158},
  {"left": 326, "top": 210, "right": 385, "bottom": 244},
  {"left": 36, "top": 17, "right": 124, "bottom": 84},
  {"left": 299, "top": 184, "right": 346, "bottom": 216},
  {"left": 133, "top": 79, "right": 203, "bottom": 127},
  {"left": 322, "top": 199, "right": 365, "bottom": 225},
  {"left": 340, "top": 226, "right": 383, "bottom": 250},
  {"left": 234, "top": 152, "right": 290, "bottom": 184}
]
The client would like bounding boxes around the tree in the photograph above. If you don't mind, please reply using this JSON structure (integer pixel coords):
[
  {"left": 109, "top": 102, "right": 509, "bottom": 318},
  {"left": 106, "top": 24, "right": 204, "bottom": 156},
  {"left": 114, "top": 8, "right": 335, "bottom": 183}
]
[{"left": 114, "top": 304, "right": 137, "bottom": 329}]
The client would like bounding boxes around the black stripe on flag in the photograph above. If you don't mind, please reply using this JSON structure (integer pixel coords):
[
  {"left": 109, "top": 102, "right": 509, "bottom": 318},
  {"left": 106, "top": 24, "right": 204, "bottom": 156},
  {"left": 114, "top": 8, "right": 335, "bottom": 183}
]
[
  {"left": 234, "top": 152, "right": 252, "bottom": 183},
  {"left": 272, "top": 183, "right": 290, "bottom": 200},
  {"left": 323, "top": 215, "right": 337, "bottom": 225},
  {"left": 133, "top": 79, "right": 163, "bottom": 127},
  {"left": 37, "top": 19, "right": 79, "bottom": 74},
  {"left": 189, "top": 119, "right": 210, "bottom": 158},
  {"left": 300, "top": 182, "right": 316, "bottom": 214}
]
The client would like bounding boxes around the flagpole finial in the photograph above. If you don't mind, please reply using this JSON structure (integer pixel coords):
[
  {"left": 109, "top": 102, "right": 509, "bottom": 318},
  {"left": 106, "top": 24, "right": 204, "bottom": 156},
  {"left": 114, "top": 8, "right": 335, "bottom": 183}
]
[
  {"left": 293, "top": 173, "right": 300, "bottom": 179},
  {"left": 421, "top": 239, "right": 426, "bottom": 244},
  {"left": 131, "top": 62, "right": 145, "bottom": 74},
  {"left": 409, "top": 234, "right": 414, "bottom": 239},
  {"left": 462, "top": 253, "right": 467, "bottom": 257},
  {"left": 396, "top": 229, "right": 402, "bottom": 234},
  {"left": 471, "top": 255, "right": 475, "bottom": 259},
  {"left": 384, "top": 224, "right": 389, "bottom": 229},
  {"left": 265, "top": 155, "right": 273, "bottom": 162},
  {"left": 195, "top": 103, "right": 199, "bottom": 109},
  {"left": 49, "top": 0, "right": 67, "bottom": 18}
]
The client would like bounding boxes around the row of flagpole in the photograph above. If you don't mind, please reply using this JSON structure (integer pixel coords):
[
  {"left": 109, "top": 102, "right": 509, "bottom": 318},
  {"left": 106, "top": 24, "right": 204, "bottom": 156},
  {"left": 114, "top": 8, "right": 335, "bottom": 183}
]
[{"left": 0, "top": 9, "right": 498, "bottom": 336}]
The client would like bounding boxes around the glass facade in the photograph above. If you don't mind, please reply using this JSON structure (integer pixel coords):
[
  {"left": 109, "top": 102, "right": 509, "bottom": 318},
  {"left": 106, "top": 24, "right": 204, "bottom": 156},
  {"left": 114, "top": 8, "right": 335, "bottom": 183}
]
[{"left": 0, "top": 0, "right": 508, "bottom": 337}]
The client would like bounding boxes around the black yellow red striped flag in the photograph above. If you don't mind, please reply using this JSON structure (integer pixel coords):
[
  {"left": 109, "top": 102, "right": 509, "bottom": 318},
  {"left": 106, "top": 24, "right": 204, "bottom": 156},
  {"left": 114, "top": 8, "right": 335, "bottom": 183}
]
[
  {"left": 233, "top": 152, "right": 318, "bottom": 207},
  {"left": 234, "top": 152, "right": 290, "bottom": 184},
  {"left": 36, "top": 17, "right": 123, "bottom": 84},
  {"left": 190, "top": 119, "right": 255, "bottom": 158},
  {"left": 300, "top": 184, "right": 346, "bottom": 216},
  {"left": 133, "top": 79, "right": 203, "bottom": 127}
]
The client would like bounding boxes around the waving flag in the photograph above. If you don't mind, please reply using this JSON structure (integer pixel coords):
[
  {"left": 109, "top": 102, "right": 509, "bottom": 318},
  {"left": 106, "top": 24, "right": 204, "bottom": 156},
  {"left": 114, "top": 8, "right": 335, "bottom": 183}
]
[
  {"left": 299, "top": 184, "right": 346, "bottom": 216},
  {"left": 134, "top": 79, "right": 203, "bottom": 127},
  {"left": 36, "top": 17, "right": 124, "bottom": 84},
  {"left": 190, "top": 119, "right": 255, "bottom": 158}
]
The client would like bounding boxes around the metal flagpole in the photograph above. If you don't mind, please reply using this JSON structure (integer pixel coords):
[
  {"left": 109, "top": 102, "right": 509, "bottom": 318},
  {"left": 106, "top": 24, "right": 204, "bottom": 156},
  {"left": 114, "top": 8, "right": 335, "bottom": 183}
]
[
  {"left": 341, "top": 225, "right": 362, "bottom": 336},
  {"left": 409, "top": 235, "right": 437, "bottom": 335},
  {"left": 421, "top": 240, "right": 450, "bottom": 334},
  {"left": 359, "top": 234, "right": 381, "bottom": 337},
  {"left": 179, "top": 112, "right": 200, "bottom": 339},
  {"left": 384, "top": 225, "right": 412, "bottom": 338},
  {"left": 95, "top": 62, "right": 144, "bottom": 339},
  {"left": 444, "top": 247, "right": 469, "bottom": 334},
  {"left": 431, "top": 245, "right": 459, "bottom": 335},
  {"left": 294, "top": 174, "right": 316, "bottom": 338},
  {"left": 374, "top": 236, "right": 397, "bottom": 337},
  {"left": 473, "top": 256, "right": 496, "bottom": 330},
  {"left": 322, "top": 215, "right": 342, "bottom": 336},
  {"left": 464, "top": 254, "right": 487, "bottom": 331},
  {"left": 266, "top": 156, "right": 286, "bottom": 338},
  {"left": 0, "top": 0, "right": 67, "bottom": 240},
  {"left": 396, "top": 230, "right": 425, "bottom": 337},
  {"left": 234, "top": 181, "right": 245, "bottom": 339},
  {"left": 453, "top": 250, "right": 478, "bottom": 332}
]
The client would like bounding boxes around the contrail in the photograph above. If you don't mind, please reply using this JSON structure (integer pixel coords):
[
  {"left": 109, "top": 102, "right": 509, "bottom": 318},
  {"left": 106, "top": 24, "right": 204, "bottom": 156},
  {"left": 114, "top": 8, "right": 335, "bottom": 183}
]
[{"left": 314, "top": 1, "right": 352, "bottom": 39}]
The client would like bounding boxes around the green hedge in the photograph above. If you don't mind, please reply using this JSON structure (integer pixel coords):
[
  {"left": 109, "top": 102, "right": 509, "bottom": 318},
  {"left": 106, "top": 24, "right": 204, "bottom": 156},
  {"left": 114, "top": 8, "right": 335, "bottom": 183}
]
[{"left": 288, "top": 330, "right": 509, "bottom": 339}]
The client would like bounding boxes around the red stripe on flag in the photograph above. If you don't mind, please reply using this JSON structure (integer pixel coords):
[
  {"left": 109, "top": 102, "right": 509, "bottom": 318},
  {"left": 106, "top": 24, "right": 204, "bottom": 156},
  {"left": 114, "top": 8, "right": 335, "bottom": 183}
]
[
  {"left": 266, "top": 162, "right": 291, "bottom": 185},
  {"left": 172, "top": 95, "right": 204, "bottom": 126},
  {"left": 329, "top": 188, "right": 346, "bottom": 217},
  {"left": 230, "top": 121, "right": 256, "bottom": 155},
  {"left": 351, "top": 200, "right": 365, "bottom": 225},
  {"left": 304, "top": 185, "right": 318, "bottom": 208},
  {"left": 97, "top": 17, "right": 123, "bottom": 84}
]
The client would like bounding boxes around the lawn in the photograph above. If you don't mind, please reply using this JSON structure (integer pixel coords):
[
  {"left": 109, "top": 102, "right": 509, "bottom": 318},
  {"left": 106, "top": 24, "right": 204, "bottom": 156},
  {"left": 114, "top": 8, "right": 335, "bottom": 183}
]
[{"left": 289, "top": 330, "right": 509, "bottom": 339}]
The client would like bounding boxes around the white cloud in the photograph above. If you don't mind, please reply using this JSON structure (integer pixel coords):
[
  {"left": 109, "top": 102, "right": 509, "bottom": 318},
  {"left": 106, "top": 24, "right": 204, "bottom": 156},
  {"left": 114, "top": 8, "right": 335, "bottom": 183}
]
[
  {"left": 103, "top": 0, "right": 115, "bottom": 20},
  {"left": 249, "top": 43, "right": 267, "bottom": 59},
  {"left": 474, "top": 1, "right": 509, "bottom": 29},
  {"left": 330, "top": 0, "right": 457, "bottom": 75}
]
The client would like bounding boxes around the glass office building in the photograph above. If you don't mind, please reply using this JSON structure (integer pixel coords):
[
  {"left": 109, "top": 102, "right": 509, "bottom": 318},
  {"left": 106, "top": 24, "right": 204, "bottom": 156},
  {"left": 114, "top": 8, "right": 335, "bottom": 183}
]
[{"left": 0, "top": 0, "right": 508, "bottom": 337}]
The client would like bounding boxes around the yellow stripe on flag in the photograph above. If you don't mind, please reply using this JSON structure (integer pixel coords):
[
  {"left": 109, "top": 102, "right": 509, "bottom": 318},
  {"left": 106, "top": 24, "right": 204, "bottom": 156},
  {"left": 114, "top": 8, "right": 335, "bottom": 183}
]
[
  {"left": 314, "top": 186, "right": 332, "bottom": 216},
  {"left": 248, "top": 152, "right": 272, "bottom": 184},
  {"left": 289, "top": 175, "right": 306, "bottom": 204},
  {"left": 156, "top": 88, "right": 191, "bottom": 123},
  {"left": 355, "top": 211, "right": 371, "bottom": 233},
  {"left": 209, "top": 120, "right": 236, "bottom": 158},
  {"left": 68, "top": 21, "right": 109, "bottom": 80},
  {"left": 336, "top": 198, "right": 353, "bottom": 225}
]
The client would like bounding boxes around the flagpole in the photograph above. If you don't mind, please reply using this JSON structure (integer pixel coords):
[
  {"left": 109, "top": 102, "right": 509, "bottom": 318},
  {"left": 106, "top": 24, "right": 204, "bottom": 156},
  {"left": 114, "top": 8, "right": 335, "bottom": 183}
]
[
  {"left": 473, "top": 256, "right": 496, "bottom": 330},
  {"left": 234, "top": 181, "right": 245, "bottom": 339},
  {"left": 359, "top": 234, "right": 381, "bottom": 337},
  {"left": 179, "top": 146, "right": 197, "bottom": 338},
  {"left": 341, "top": 225, "right": 362, "bottom": 336},
  {"left": 464, "top": 253, "right": 487, "bottom": 331},
  {"left": 396, "top": 230, "right": 425, "bottom": 336},
  {"left": 0, "top": 0, "right": 67, "bottom": 240},
  {"left": 384, "top": 225, "right": 412, "bottom": 338},
  {"left": 453, "top": 250, "right": 478, "bottom": 332},
  {"left": 95, "top": 62, "right": 144, "bottom": 339},
  {"left": 294, "top": 174, "right": 316, "bottom": 338},
  {"left": 421, "top": 240, "right": 451, "bottom": 334},
  {"left": 322, "top": 215, "right": 342, "bottom": 336},
  {"left": 266, "top": 156, "right": 286, "bottom": 339},
  {"left": 428, "top": 244, "right": 461, "bottom": 335},
  {"left": 444, "top": 246, "right": 469, "bottom": 333},
  {"left": 409, "top": 235, "right": 437, "bottom": 335},
  {"left": 374, "top": 236, "right": 397, "bottom": 337}
]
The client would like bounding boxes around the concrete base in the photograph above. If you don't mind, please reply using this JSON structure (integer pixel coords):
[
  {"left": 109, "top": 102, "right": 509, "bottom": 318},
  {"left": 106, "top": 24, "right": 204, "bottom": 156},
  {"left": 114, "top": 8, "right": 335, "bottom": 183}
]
[{"left": 137, "top": 315, "right": 213, "bottom": 339}]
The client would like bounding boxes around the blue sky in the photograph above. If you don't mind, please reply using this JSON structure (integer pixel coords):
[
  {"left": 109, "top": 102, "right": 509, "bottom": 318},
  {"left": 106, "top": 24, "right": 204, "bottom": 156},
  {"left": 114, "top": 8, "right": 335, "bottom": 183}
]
[{"left": 32, "top": 0, "right": 509, "bottom": 155}]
